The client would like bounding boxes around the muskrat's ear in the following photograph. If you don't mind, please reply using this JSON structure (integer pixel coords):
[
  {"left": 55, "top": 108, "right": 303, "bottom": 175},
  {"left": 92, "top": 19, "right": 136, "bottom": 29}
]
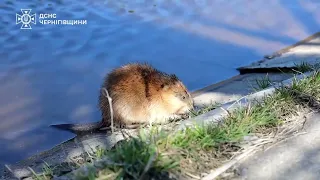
[
  {"left": 161, "top": 83, "right": 169, "bottom": 90},
  {"left": 141, "top": 70, "right": 149, "bottom": 77}
]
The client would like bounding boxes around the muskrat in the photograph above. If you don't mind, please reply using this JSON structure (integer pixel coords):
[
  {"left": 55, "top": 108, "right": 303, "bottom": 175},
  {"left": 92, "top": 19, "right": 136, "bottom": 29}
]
[{"left": 51, "top": 63, "right": 194, "bottom": 134}]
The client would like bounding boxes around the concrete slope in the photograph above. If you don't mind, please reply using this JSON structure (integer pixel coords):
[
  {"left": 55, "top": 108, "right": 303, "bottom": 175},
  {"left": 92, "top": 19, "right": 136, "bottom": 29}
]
[
  {"left": 192, "top": 73, "right": 293, "bottom": 107},
  {"left": 234, "top": 112, "right": 320, "bottom": 180}
]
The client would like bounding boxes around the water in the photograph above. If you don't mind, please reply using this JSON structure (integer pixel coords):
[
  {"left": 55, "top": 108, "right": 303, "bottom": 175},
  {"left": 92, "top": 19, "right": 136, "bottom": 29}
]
[{"left": 0, "top": 0, "right": 319, "bottom": 166}]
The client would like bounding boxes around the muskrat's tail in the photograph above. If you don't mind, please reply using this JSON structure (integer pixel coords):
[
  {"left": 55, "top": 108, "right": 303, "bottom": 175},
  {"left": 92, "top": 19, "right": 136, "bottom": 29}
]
[{"left": 50, "top": 121, "right": 105, "bottom": 134}]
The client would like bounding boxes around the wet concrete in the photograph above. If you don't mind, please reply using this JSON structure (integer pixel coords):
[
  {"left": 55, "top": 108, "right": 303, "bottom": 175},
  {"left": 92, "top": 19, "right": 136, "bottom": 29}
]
[{"left": 1, "top": 0, "right": 320, "bottom": 170}]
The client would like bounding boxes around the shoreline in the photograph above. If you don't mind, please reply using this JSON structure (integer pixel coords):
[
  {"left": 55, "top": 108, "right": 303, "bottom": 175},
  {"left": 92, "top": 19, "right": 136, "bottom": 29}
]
[{"left": 2, "top": 31, "right": 320, "bottom": 180}]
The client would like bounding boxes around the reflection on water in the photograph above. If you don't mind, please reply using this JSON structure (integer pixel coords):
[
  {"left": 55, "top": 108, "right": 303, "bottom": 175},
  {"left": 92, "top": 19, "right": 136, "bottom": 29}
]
[{"left": 0, "top": 0, "right": 319, "bottom": 165}]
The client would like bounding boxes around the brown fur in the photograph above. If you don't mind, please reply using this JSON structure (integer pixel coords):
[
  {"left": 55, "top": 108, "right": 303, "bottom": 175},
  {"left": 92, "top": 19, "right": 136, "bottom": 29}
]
[
  {"left": 51, "top": 63, "right": 194, "bottom": 133},
  {"left": 99, "top": 63, "right": 194, "bottom": 128}
]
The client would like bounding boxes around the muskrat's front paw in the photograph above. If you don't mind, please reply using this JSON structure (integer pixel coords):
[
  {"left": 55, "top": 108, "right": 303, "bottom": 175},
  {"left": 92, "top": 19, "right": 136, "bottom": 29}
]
[{"left": 166, "top": 114, "right": 183, "bottom": 122}]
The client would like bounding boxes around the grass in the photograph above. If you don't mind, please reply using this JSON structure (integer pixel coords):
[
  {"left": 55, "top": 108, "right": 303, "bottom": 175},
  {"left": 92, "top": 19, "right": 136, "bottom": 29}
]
[
  {"left": 294, "top": 62, "right": 313, "bottom": 73},
  {"left": 254, "top": 74, "right": 272, "bottom": 90},
  {"left": 253, "top": 61, "right": 320, "bottom": 91},
  {"left": 62, "top": 128, "right": 179, "bottom": 180},
  {"left": 30, "top": 162, "right": 54, "bottom": 180},
  {"left": 30, "top": 161, "right": 82, "bottom": 180},
  {"left": 188, "top": 102, "right": 220, "bottom": 118},
  {"left": 31, "top": 70, "right": 320, "bottom": 180},
  {"left": 172, "top": 103, "right": 280, "bottom": 150},
  {"left": 294, "top": 61, "right": 320, "bottom": 73}
]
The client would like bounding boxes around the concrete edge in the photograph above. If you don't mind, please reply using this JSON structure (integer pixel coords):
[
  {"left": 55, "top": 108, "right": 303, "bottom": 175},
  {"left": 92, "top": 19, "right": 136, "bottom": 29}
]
[
  {"left": 175, "top": 71, "right": 313, "bottom": 131},
  {"left": 2, "top": 130, "right": 139, "bottom": 179},
  {"left": 191, "top": 74, "right": 250, "bottom": 97},
  {"left": 237, "top": 31, "right": 320, "bottom": 72}
]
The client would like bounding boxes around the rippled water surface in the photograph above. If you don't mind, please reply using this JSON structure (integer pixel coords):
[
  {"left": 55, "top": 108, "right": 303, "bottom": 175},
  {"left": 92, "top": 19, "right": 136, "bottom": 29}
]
[{"left": 0, "top": 0, "right": 319, "bottom": 165}]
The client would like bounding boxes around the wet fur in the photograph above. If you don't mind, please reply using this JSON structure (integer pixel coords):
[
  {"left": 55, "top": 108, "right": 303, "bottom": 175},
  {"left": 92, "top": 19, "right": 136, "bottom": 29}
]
[{"left": 51, "top": 63, "right": 194, "bottom": 134}]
